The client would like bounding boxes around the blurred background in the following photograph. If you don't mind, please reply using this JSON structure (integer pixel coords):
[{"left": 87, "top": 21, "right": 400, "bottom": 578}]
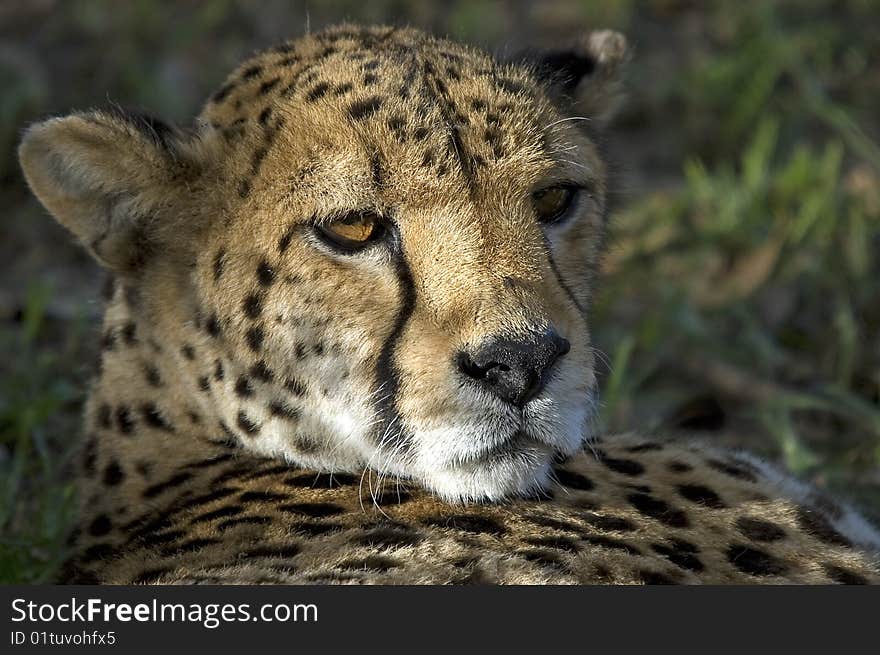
[{"left": 1, "top": 0, "right": 878, "bottom": 582}]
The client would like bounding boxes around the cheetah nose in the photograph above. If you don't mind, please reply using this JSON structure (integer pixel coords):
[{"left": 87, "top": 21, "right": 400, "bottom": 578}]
[{"left": 456, "top": 327, "right": 570, "bottom": 407}]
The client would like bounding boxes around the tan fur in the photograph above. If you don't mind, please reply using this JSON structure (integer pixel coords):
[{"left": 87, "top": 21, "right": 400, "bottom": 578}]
[{"left": 18, "top": 25, "right": 880, "bottom": 584}]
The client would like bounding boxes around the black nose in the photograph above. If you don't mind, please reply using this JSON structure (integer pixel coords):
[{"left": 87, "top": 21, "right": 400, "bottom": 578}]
[{"left": 457, "top": 328, "right": 570, "bottom": 407}]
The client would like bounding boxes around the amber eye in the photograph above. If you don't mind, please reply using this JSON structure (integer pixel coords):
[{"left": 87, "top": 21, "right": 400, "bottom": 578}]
[
  {"left": 532, "top": 185, "right": 578, "bottom": 224},
  {"left": 315, "top": 212, "right": 386, "bottom": 252}
]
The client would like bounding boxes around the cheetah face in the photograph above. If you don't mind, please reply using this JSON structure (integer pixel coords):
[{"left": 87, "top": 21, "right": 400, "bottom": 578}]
[{"left": 20, "top": 26, "right": 628, "bottom": 502}]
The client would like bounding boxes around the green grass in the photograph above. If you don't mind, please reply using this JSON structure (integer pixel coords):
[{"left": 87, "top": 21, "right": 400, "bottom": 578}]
[
  {"left": 0, "top": 283, "right": 87, "bottom": 583},
  {"left": 1, "top": 0, "right": 878, "bottom": 582}
]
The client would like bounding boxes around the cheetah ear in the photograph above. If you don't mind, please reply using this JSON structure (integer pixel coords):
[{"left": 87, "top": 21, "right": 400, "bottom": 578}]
[
  {"left": 19, "top": 109, "right": 206, "bottom": 273},
  {"left": 532, "top": 30, "right": 630, "bottom": 125}
]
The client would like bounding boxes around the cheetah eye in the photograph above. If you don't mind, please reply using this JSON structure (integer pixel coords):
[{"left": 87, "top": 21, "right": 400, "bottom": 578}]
[
  {"left": 532, "top": 185, "right": 578, "bottom": 224},
  {"left": 315, "top": 211, "right": 386, "bottom": 252}
]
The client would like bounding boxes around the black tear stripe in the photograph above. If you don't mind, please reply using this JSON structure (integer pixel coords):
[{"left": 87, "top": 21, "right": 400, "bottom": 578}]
[
  {"left": 372, "top": 235, "right": 417, "bottom": 451},
  {"left": 541, "top": 234, "right": 586, "bottom": 315}
]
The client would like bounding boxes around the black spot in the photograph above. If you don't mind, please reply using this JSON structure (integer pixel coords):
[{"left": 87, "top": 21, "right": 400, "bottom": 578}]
[
  {"left": 677, "top": 484, "right": 726, "bottom": 509},
  {"left": 237, "top": 464, "right": 296, "bottom": 482},
  {"left": 348, "top": 96, "right": 383, "bottom": 120},
  {"left": 237, "top": 490, "right": 287, "bottom": 503},
  {"left": 726, "top": 545, "right": 788, "bottom": 576},
  {"left": 160, "top": 537, "right": 222, "bottom": 555},
  {"left": 278, "top": 226, "right": 295, "bottom": 253},
  {"left": 387, "top": 115, "right": 405, "bottom": 132},
  {"left": 628, "top": 493, "right": 690, "bottom": 528},
  {"left": 197, "top": 376, "right": 210, "bottom": 392},
  {"left": 736, "top": 516, "right": 787, "bottom": 542},
  {"left": 242, "top": 293, "right": 263, "bottom": 319},
  {"left": 707, "top": 458, "right": 758, "bottom": 483},
  {"left": 553, "top": 467, "right": 595, "bottom": 491},
  {"left": 269, "top": 400, "right": 300, "bottom": 421},
  {"left": 258, "top": 77, "right": 280, "bottom": 95},
  {"left": 142, "top": 472, "right": 193, "bottom": 499},
  {"left": 626, "top": 442, "right": 663, "bottom": 452},
  {"left": 667, "top": 461, "right": 692, "bottom": 473},
  {"left": 284, "top": 377, "right": 306, "bottom": 396},
  {"left": 307, "top": 82, "right": 330, "bottom": 101},
  {"left": 424, "top": 515, "right": 506, "bottom": 536},
  {"left": 212, "top": 249, "right": 225, "bottom": 281},
  {"left": 183, "top": 453, "right": 235, "bottom": 471},
  {"left": 190, "top": 506, "right": 245, "bottom": 524},
  {"left": 413, "top": 126, "right": 429, "bottom": 140},
  {"left": 496, "top": 77, "right": 525, "bottom": 95},
  {"left": 601, "top": 455, "right": 645, "bottom": 476},
  {"left": 651, "top": 542, "right": 704, "bottom": 572},
  {"left": 116, "top": 406, "right": 135, "bottom": 434},
  {"left": 181, "top": 344, "right": 196, "bottom": 360},
  {"left": 338, "top": 555, "right": 400, "bottom": 573},
  {"left": 256, "top": 260, "right": 275, "bottom": 286},
  {"left": 238, "top": 362, "right": 268, "bottom": 385},
  {"left": 88, "top": 514, "right": 113, "bottom": 537},
  {"left": 103, "top": 461, "right": 124, "bottom": 486},
  {"left": 216, "top": 515, "right": 271, "bottom": 531},
  {"left": 242, "top": 544, "right": 302, "bottom": 560},
  {"left": 236, "top": 411, "right": 260, "bottom": 436},
  {"left": 119, "top": 322, "right": 137, "bottom": 346},
  {"left": 234, "top": 376, "right": 254, "bottom": 398},
  {"left": 141, "top": 403, "right": 174, "bottom": 432},
  {"left": 822, "top": 563, "right": 868, "bottom": 585},
  {"left": 518, "top": 549, "right": 563, "bottom": 569},
  {"left": 214, "top": 359, "right": 224, "bottom": 381},
  {"left": 185, "top": 486, "right": 238, "bottom": 508},
  {"left": 364, "top": 488, "right": 412, "bottom": 506},
  {"left": 241, "top": 65, "right": 263, "bottom": 79},
  {"left": 205, "top": 313, "right": 221, "bottom": 337},
  {"left": 238, "top": 179, "right": 251, "bottom": 198},
  {"left": 258, "top": 107, "right": 272, "bottom": 125},
  {"left": 582, "top": 513, "right": 637, "bottom": 532},
  {"left": 795, "top": 507, "right": 852, "bottom": 547},
  {"left": 524, "top": 515, "right": 581, "bottom": 534},
  {"left": 278, "top": 502, "right": 345, "bottom": 518},
  {"left": 144, "top": 364, "right": 162, "bottom": 387},
  {"left": 245, "top": 326, "right": 264, "bottom": 352}
]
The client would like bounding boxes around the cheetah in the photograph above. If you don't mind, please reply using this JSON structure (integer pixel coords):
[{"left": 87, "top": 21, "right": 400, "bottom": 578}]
[{"left": 18, "top": 24, "right": 880, "bottom": 584}]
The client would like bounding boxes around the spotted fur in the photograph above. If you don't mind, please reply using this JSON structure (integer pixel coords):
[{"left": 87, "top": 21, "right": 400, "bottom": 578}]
[{"left": 19, "top": 25, "right": 880, "bottom": 584}]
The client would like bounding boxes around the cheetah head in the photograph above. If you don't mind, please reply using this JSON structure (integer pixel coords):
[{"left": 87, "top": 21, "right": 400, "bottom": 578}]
[{"left": 19, "top": 25, "right": 628, "bottom": 502}]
